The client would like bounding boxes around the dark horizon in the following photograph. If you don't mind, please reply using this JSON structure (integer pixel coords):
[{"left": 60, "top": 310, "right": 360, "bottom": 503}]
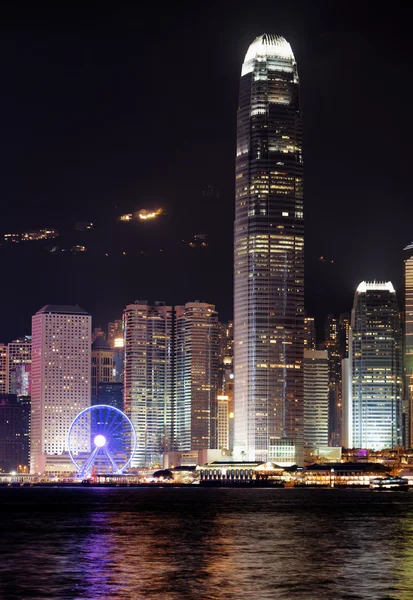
[{"left": 0, "top": 1, "right": 412, "bottom": 341}]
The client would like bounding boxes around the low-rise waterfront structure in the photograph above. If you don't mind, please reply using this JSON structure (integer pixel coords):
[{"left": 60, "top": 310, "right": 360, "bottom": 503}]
[{"left": 304, "top": 462, "right": 390, "bottom": 487}]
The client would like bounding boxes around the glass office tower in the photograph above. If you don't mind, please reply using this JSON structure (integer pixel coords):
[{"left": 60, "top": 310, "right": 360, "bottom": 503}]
[
  {"left": 123, "top": 302, "right": 173, "bottom": 468},
  {"left": 350, "top": 282, "right": 402, "bottom": 450},
  {"left": 404, "top": 242, "right": 413, "bottom": 447},
  {"left": 174, "top": 302, "right": 220, "bottom": 451},
  {"left": 234, "top": 34, "right": 304, "bottom": 464}
]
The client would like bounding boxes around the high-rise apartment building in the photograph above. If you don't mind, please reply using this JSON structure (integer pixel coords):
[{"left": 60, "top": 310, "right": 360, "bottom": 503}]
[
  {"left": 234, "top": 34, "right": 304, "bottom": 464},
  {"left": 174, "top": 302, "right": 220, "bottom": 452},
  {"left": 91, "top": 338, "right": 114, "bottom": 401},
  {"left": 0, "top": 344, "right": 7, "bottom": 394},
  {"left": 347, "top": 282, "right": 402, "bottom": 450},
  {"left": 303, "top": 350, "right": 329, "bottom": 448},
  {"left": 123, "top": 302, "right": 173, "bottom": 468},
  {"left": 7, "top": 337, "right": 31, "bottom": 395},
  {"left": 30, "top": 305, "right": 91, "bottom": 473},
  {"left": 404, "top": 242, "right": 413, "bottom": 447}
]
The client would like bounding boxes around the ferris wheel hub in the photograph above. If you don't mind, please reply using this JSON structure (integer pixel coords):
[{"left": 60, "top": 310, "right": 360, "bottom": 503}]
[{"left": 94, "top": 434, "right": 106, "bottom": 448}]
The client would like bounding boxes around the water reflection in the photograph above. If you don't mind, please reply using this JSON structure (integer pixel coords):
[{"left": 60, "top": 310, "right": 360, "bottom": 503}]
[{"left": 2, "top": 488, "right": 413, "bottom": 599}]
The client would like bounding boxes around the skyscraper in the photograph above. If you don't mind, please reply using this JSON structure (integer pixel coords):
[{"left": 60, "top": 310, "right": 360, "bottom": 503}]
[
  {"left": 303, "top": 350, "right": 329, "bottom": 449},
  {"left": 323, "top": 315, "right": 342, "bottom": 446},
  {"left": 0, "top": 394, "right": 30, "bottom": 472},
  {"left": 304, "top": 316, "right": 316, "bottom": 350},
  {"left": 97, "top": 382, "right": 124, "bottom": 411},
  {"left": 107, "top": 318, "right": 124, "bottom": 383},
  {"left": 174, "top": 302, "right": 220, "bottom": 452},
  {"left": 339, "top": 312, "right": 350, "bottom": 359},
  {"left": 347, "top": 282, "right": 402, "bottom": 450},
  {"left": 404, "top": 242, "right": 413, "bottom": 447},
  {"left": 30, "top": 305, "right": 91, "bottom": 473},
  {"left": 91, "top": 338, "right": 114, "bottom": 402},
  {"left": 6, "top": 337, "right": 31, "bottom": 395},
  {"left": 123, "top": 301, "right": 173, "bottom": 467},
  {"left": 234, "top": 34, "right": 304, "bottom": 464},
  {"left": 217, "top": 321, "right": 234, "bottom": 450},
  {"left": 108, "top": 319, "right": 123, "bottom": 346},
  {"left": 0, "top": 344, "right": 7, "bottom": 394}
]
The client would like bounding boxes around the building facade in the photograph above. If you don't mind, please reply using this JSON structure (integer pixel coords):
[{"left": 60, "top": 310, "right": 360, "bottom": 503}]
[
  {"left": 303, "top": 349, "right": 329, "bottom": 448},
  {"left": 108, "top": 319, "right": 123, "bottom": 346},
  {"left": 0, "top": 394, "right": 30, "bottom": 472},
  {"left": 349, "top": 282, "right": 402, "bottom": 450},
  {"left": 96, "top": 382, "right": 124, "bottom": 411},
  {"left": 323, "top": 315, "right": 343, "bottom": 446},
  {"left": 123, "top": 302, "right": 173, "bottom": 468},
  {"left": 217, "top": 395, "right": 230, "bottom": 450},
  {"left": 304, "top": 316, "right": 316, "bottom": 350},
  {"left": 91, "top": 338, "right": 114, "bottom": 401},
  {"left": 30, "top": 305, "right": 91, "bottom": 473},
  {"left": 234, "top": 34, "right": 304, "bottom": 464},
  {"left": 174, "top": 302, "right": 220, "bottom": 452},
  {"left": 0, "top": 344, "right": 7, "bottom": 394},
  {"left": 6, "top": 337, "right": 31, "bottom": 395},
  {"left": 404, "top": 242, "right": 413, "bottom": 447}
]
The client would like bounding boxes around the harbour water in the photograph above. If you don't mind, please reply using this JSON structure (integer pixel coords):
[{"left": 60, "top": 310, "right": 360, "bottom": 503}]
[{"left": 1, "top": 487, "right": 413, "bottom": 599}]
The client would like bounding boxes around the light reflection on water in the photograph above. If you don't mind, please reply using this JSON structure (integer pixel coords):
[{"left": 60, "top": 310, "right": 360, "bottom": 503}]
[{"left": 1, "top": 488, "right": 413, "bottom": 599}]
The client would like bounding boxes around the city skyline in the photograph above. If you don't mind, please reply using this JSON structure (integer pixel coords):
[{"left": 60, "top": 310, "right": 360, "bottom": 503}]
[
  {"left": 2, "top": 8, "right": 413, "bottom": 600},
  {"left": 0, "top": 3, "right": 412, "bottom": 341}
]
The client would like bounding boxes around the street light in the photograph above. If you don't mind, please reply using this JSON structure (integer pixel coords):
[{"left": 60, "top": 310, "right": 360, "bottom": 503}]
[{"left": 330, "top": 468, "right": 335, "bottom": 488}]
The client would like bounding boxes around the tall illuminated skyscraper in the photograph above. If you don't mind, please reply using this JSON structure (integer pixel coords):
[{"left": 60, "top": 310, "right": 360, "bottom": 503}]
[
  {"left": 303, "top": 349, "right": 329, "bottom": 449},
  {"left": 404, "top": 242, "right": 413, "bottom": 447},
  {"left": 30, "top": 305, "right": 91, "bottom": 473},
  {"left": 234, "top": 34, "right": 304, "bottom": 464},
  {"left": 349, "top": 282, "right": 402, "bottom": 450},
  {"left": 123, "top": 301, "right": 173, "bottom": 467},
  {"left": 174, "top": 302, "right": 220, "bottom": 451}
]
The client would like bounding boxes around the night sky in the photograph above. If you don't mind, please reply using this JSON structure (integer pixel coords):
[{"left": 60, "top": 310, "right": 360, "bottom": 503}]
[{"left": 0, "top": 1, "right": 412, "bottom": 341}]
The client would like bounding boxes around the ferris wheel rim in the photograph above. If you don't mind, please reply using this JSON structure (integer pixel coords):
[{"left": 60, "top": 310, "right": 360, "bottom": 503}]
[{"left": 67, "top": 404, "right": 137, "bottom": 474}]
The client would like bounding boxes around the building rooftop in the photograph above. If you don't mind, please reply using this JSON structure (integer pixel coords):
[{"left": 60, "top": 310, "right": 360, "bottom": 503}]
[
  {"left": 356, "top": 281, "right": 395, "bottom": 294},
  {"left": 36, "top": 304, "right": 89, "bottom": 316},
  {"left": 244, "top": 34, "right": 294, "bottom": 63},
  {"left": 306, "top": 462, "right": 390, "bottom": 473},
  {"left": 92, "top": 337, "right": 111, "bottom": 351}
]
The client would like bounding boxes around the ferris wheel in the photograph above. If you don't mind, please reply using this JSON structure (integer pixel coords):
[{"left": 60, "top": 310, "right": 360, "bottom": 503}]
[{"left": 68, "top": 404, "right": 136, "bottom": 478}]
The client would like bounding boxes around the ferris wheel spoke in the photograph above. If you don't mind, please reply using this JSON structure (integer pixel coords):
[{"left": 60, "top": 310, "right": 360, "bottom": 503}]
[
  {"left": 104, "top": 409, "right": 121, "bottom": 435},
  {"left": 80, "top": 446, "right": 100, "bottom": 477},
  {"left": 103, "top": 446, "right": 121, "bottom": 473},
  {"left": 106, "top": 418, "right": 124, "bottom": 437}
]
